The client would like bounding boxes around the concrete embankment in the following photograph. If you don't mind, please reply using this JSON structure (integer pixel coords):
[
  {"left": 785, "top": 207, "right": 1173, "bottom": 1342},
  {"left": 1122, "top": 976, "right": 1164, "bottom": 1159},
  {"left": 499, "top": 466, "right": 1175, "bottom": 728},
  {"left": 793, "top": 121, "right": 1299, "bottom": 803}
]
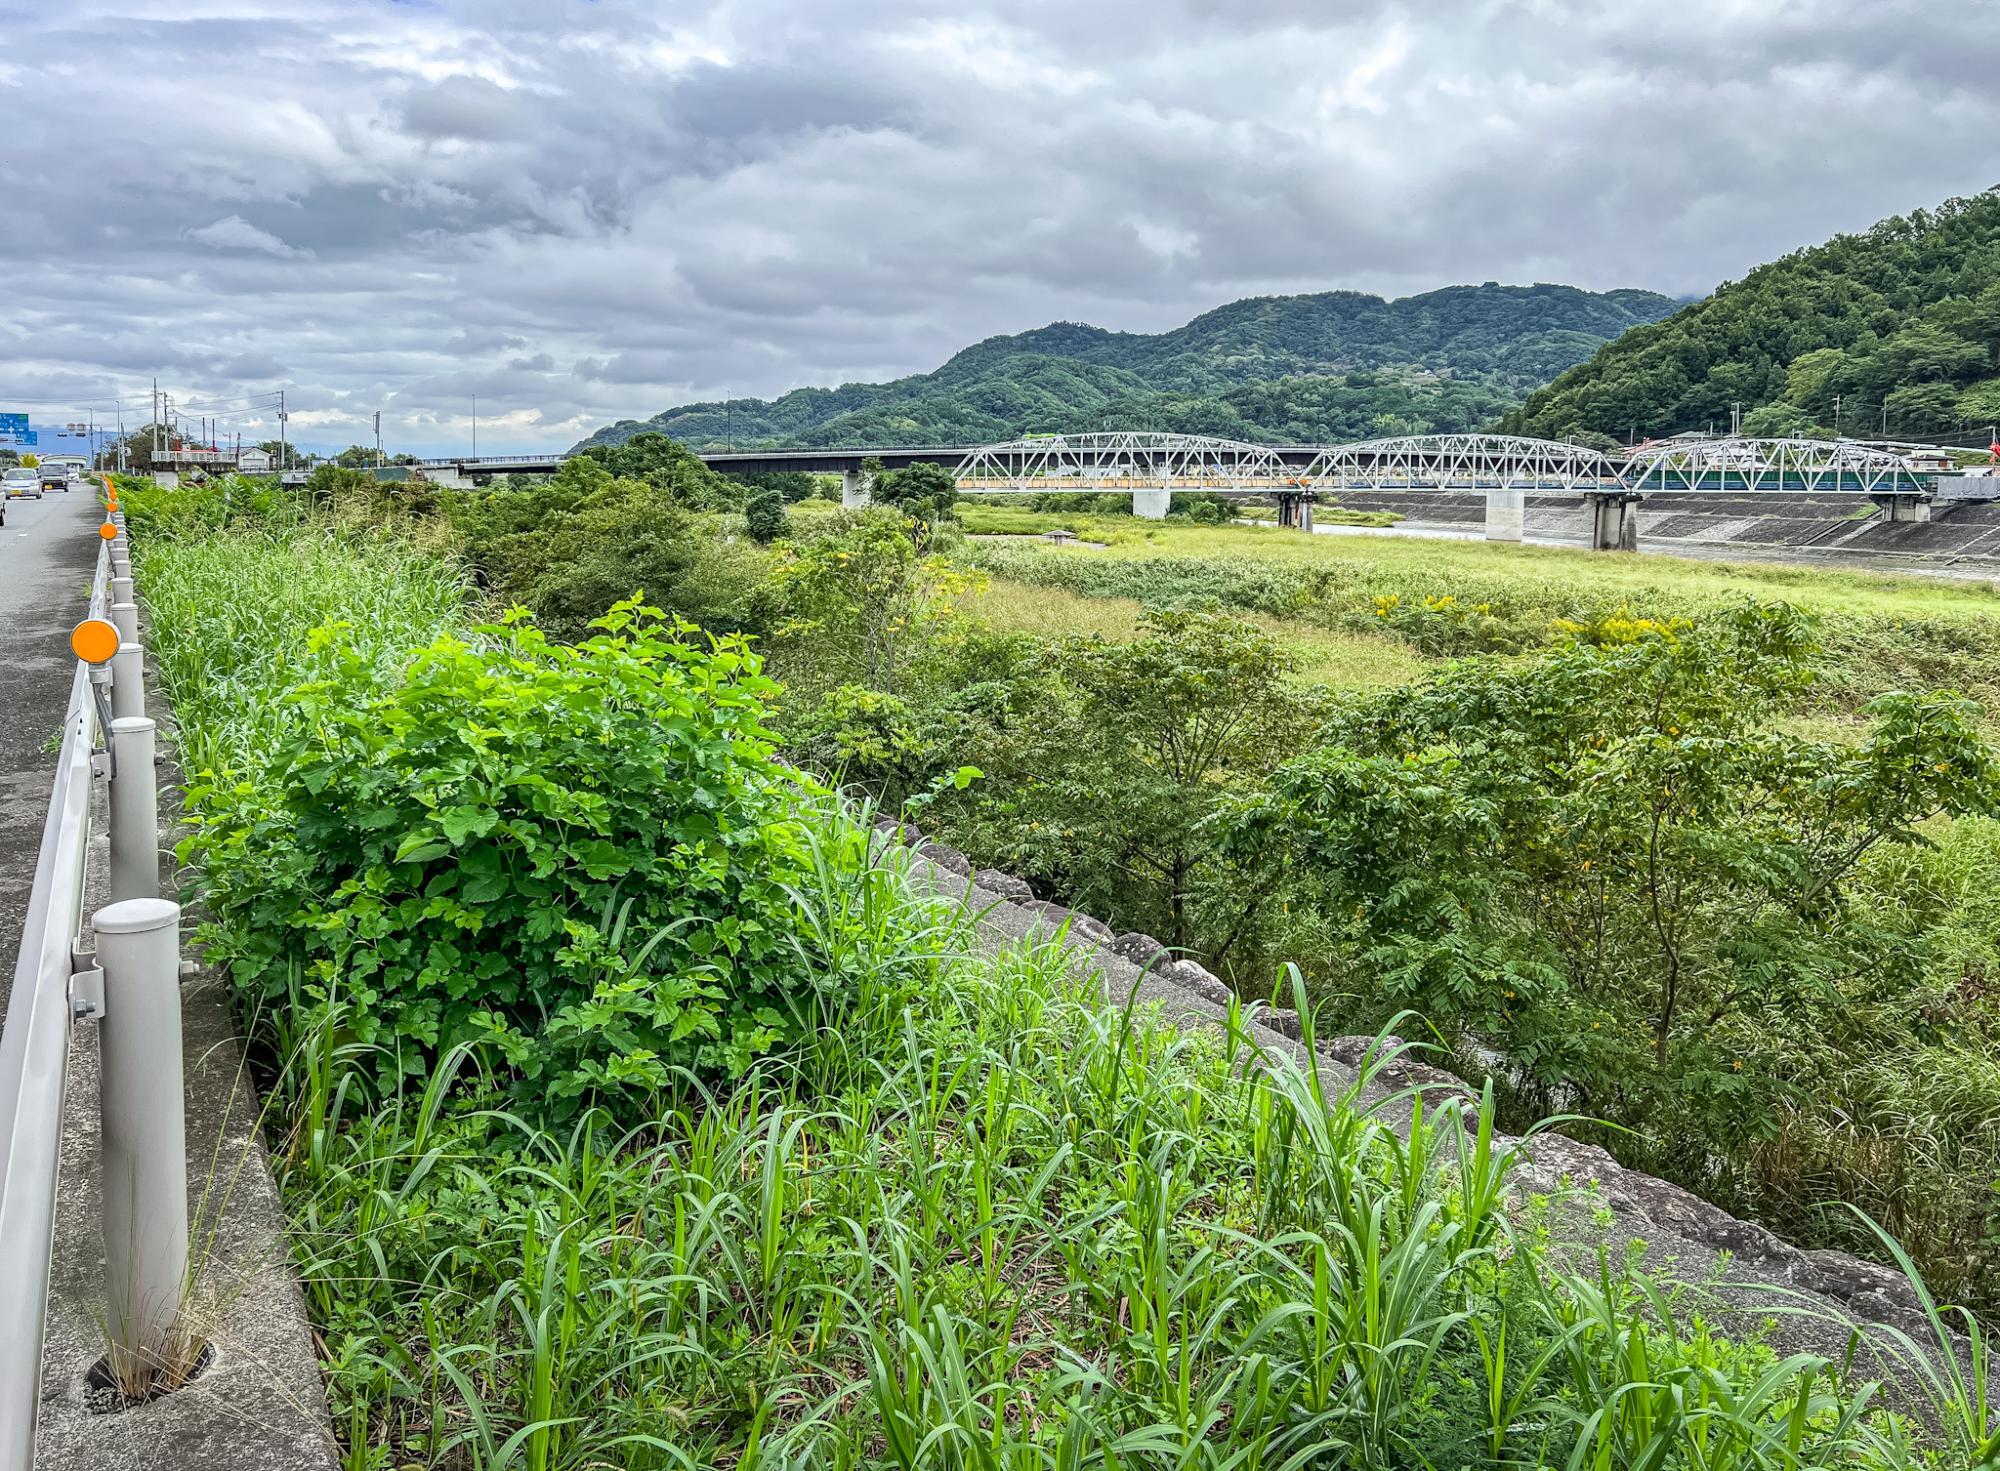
[{"left": 1329, "top": 489, "right": 2000, "bottom": 574}]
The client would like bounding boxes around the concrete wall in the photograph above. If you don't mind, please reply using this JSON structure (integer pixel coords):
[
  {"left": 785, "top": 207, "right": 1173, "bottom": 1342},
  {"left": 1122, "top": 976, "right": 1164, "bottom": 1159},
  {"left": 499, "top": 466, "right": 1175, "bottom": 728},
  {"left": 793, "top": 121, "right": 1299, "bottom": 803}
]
[
  {"left": 1132, "top": 487, "right": 1170, "bottom": 519},
  {"left": 1484, "top": 486, "right": 1524, "bottom": 542}
]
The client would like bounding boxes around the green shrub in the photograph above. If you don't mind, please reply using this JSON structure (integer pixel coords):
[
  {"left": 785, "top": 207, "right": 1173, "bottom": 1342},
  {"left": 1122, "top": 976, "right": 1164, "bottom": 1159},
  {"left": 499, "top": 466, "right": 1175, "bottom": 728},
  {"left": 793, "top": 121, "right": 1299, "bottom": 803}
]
[{"left": 183, "top": 598, "right": 850, "bottom": 1117}]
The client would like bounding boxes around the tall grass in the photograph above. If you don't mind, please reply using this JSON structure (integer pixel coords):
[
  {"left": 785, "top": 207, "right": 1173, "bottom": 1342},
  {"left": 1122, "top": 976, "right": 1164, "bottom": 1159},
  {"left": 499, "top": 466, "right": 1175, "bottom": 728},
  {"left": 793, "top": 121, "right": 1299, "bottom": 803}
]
[
  {"left": 262, "top": 931, "right": 1999, "bottom": 1468},
  {"left": 136, "top": 528, "right": 468, "bottom": 775}
]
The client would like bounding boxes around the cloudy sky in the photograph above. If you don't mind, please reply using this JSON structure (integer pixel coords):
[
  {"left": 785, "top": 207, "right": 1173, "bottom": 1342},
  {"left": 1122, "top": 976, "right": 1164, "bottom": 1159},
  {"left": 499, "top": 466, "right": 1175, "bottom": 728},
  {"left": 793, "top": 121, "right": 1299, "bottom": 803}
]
[{"left": 1, "top": 0, "right": 1996, "bottom": 456}]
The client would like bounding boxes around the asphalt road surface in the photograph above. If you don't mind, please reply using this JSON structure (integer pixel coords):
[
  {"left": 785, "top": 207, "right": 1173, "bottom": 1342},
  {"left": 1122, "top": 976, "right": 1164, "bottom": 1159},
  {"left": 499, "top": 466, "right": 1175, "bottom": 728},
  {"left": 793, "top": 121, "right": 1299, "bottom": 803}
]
[{"left": 0, "top": 487, "right": 103, "bottom": 1013}]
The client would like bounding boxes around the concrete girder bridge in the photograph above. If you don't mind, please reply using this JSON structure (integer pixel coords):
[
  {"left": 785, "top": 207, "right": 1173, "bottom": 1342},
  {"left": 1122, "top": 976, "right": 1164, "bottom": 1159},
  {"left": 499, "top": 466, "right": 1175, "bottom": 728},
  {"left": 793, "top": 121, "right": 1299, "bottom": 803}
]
[{"left": 952, "top": 432, "right": 1298, "bottom": 519}]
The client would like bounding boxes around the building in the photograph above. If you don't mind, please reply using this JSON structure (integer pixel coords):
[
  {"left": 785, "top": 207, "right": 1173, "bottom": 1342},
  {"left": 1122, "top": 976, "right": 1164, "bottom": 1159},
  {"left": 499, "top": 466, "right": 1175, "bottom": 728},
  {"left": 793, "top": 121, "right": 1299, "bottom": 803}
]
[{"left": 237, "top": 447, "right": 274, "bottom": 474}]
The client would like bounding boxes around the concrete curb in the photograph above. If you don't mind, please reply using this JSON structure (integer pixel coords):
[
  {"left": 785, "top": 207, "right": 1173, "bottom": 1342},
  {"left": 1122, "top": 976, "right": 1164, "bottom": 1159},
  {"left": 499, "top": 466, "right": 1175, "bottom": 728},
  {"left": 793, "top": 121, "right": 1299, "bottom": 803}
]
[{"left": 37, "top": 590, "right": 336, "bottom": 1469}]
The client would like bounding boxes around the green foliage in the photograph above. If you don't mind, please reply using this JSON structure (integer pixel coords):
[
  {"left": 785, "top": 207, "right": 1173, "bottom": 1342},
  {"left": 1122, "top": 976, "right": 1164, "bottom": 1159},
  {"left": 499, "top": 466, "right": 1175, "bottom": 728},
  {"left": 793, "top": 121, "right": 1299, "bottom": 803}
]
[
  {"left": 574, "top": 429, "right": 740, "bottom": 506},
  {"left": 118, "top": 473, "right": 309, "bottom": 542},
  {"left": 868, "top": 457, "right": 959, "bottom": 530},
  {"left": 576, "top": 284, "right": 1676, "bottom": 451},
  {"left": 452, "top": 457, "right": 764, "bottom": 639},
  {"left": 1506, "top": 188, "right": 2000, "bottom": 439},
  {"left": 730, "top": 469, "right": 817, "bottom": 503},
  {"left": 768, "top": 513, "right": 981, "bottom": 699},
  {"left": 1221, "top": 605, "right": 2000, "bottom": 1196},
  {"left": 180, "top": 597, "right": 860, "bottom": 1117},
  {"left": 744, "top": 486, "right": 789, "bottom": 544}
]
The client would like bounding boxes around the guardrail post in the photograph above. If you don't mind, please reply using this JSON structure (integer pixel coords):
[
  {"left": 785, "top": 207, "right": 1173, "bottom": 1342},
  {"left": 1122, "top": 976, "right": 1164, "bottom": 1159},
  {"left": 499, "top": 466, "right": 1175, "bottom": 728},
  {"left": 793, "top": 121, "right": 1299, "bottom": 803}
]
[
  {"left": 91, "top": 897, "right": 188, "bottom": 1389},
  {"left": 110, "top": 601, "right": 139, "bottom": 647},
  {"left": 111, "top": 643, "right": 145, "bottom": 722},
  {"left": 112, "top": 573, "right": 134, "bottom": 606},
  {"left": 108, "top": 718, "right": 158, "bottom": 902}
]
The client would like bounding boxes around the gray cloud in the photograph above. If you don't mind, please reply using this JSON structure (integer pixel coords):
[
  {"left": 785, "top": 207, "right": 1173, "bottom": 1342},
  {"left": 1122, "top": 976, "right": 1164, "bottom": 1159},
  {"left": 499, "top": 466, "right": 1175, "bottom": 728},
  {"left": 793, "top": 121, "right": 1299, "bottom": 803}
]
[{"left": 1, "top": 0, "right": 1997, "bottom": 454}]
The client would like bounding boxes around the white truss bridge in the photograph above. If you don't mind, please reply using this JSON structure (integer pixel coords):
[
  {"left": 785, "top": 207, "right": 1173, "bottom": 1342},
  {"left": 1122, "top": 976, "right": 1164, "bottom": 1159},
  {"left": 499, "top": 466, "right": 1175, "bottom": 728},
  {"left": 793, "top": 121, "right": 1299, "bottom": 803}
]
[
  {"left": 1621, "top": 436, "right": 1930, "bottom": 495},
  {"left": 955, "top": 432, "right": 1296, "bottom": 491},
  {"left": 947, "top": 431, "right": 1945, "bottom": 496},
  {"left": 1299, "top": 433, "right": 1620, "bottom": 492}
]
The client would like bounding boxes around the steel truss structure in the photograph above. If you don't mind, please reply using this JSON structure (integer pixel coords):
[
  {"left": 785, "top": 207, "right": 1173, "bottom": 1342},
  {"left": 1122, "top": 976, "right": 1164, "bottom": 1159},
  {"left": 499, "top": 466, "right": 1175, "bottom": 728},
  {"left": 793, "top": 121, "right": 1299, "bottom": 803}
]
[
  {"left": 954, "top": 432, "right": 1290, "bottom": 492},
  {"left": 1304, "top": 434, "right": 1620, "bottom": 492},
  {"left": 1623, "top": 437, "right": 1927, "bottom": 494}
]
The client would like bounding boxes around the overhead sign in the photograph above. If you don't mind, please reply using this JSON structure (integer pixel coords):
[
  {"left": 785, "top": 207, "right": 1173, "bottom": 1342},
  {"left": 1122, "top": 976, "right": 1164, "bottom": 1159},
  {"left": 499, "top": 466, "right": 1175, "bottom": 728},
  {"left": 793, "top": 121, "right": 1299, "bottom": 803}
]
[{"left": 0, "top": 412, "right": 28, "bottom": 435}]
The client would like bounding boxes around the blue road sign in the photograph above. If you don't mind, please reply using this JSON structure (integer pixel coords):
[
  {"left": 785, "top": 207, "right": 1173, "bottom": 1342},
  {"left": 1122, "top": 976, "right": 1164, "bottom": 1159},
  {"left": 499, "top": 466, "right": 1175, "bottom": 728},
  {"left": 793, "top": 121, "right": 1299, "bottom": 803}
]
[{"left": 0, "top": 413, "right": 28, "bottom": 435}]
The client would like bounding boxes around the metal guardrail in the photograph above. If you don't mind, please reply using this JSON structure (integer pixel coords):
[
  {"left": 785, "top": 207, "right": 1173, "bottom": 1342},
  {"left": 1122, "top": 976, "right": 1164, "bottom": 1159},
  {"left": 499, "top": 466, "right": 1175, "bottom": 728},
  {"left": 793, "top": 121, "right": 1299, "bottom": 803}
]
[
  {"left": 0, "top": 538, "right": 109, "bottom": 1465},
  {"left": 0, "top": 501, "right": 188, "bottom": 1470}
]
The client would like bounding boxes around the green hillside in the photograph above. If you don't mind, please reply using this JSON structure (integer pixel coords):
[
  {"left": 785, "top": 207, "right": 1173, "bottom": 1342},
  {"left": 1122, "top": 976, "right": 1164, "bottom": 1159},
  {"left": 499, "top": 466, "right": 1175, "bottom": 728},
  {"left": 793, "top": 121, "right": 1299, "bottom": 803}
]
[
  {"left": 578, "top": 283, "right": 1677, "bottom": 451},
  {"left": 1503, "top": 189, "right": 2000, "bottom": 442}
]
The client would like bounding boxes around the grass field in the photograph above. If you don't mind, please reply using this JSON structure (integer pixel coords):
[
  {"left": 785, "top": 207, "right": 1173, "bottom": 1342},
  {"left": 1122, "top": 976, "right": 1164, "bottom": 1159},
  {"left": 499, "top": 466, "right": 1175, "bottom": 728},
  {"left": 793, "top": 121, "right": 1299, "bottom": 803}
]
[
  {"left": 967, "top": 575, "right": 1431, "bottom": 689},
  {"left": 987, "top": 520, "right": 2000, "bottom": 623}
]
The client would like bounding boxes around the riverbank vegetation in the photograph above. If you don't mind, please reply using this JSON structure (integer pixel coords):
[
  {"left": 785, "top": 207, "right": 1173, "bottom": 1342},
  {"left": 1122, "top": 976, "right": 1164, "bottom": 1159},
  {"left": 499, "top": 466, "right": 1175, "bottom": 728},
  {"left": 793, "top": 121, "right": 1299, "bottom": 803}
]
[{"left": 118, "top": 468, "right": 2000, "bottom": 1464}]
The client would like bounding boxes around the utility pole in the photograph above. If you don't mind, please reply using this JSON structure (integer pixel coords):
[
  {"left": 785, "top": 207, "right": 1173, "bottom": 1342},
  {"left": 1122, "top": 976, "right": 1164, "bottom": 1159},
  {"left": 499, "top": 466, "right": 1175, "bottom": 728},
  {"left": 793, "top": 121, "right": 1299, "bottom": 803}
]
[
  {"left": 1730, "top": 402, "right": 1742, "bottom": 437},
  {"left": 278, "top": 389, "right": 288, "bottom": 478},
  {"left": 374, "top": 410, "right": 382, "bottom": 468},
  {"left": 151, "top": 379, "right": 158, "bottom": 463},
  {"left": 471, "top": 393, "right": 478, "bottom": 458},
  {"left": 1833, "top": 394, "right": 1842, "bottom": 436}
]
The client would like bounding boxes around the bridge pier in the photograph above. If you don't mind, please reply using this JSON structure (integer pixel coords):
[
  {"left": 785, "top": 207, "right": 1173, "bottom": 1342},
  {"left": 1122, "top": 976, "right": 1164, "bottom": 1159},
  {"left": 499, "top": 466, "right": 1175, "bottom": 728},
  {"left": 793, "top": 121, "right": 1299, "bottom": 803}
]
[
  {"left": 1484, "top": 486, "right": 1524, "bottom": 542},
  {"left": 1869, "top": 490, "right": 1932, "bottom": 523},
  {"left": 1132, "top": 487, "right": 1170, "bottom": 520},
  {"left": 1274, "top": 491, "right": 1315, "bottom": 531},
  {"left": 1585, "top": 490, "right": 1642, "bottom": 552},
  {"left": 841, "top": 468, "right": 870, "bottom": 508},
  {"left": 422, "top": 466, "right": 472, "bottom": 490}
]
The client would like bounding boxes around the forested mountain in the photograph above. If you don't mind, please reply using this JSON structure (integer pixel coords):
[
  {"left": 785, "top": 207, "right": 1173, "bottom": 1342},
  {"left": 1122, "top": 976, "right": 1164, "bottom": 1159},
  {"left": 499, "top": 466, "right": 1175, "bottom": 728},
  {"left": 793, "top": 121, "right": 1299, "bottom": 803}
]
[
  {"left": 1504, "top": 189, "right": 2000, "bottom": 442},
  {"left": 577, "top": 283, "right": 1677, "bottom": 451}
]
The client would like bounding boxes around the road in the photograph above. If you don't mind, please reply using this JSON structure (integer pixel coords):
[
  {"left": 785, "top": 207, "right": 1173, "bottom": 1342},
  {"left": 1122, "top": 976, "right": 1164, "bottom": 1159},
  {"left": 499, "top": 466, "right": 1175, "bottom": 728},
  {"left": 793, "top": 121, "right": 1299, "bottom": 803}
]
[{"left": 0, "top": 487, "right": 102, "bottom": 1012}]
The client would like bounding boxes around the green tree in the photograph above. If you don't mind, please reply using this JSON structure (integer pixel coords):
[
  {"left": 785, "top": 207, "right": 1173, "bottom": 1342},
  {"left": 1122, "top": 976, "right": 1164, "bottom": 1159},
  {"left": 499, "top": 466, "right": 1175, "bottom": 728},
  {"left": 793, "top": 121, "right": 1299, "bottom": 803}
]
[
  {"left": 579, "top": 431, "right": 737, "bottom": 507},
  {"left": 870, "top": 459, "right": 959, "bottom": 544},
  {"left": 455, "top": 459, "right": 762, "bottom": 640},
  {"left": 254, "top": 438, "right": 307, "bottom": 471},
  {"left": 768, "top": 515, "right": 979, "bottom": 698},
  {"left": 1884, "top": 382, "right": 1965, "bottom": 434},
  {"left": 929, "top": 610, "right": 1316, "bottom": 951},
  {"left": 1740, "top": 402, "right": 1825, "bottom": 438},
  {"left": 744, "top": 487, "right": 789, "bottom": 544}
]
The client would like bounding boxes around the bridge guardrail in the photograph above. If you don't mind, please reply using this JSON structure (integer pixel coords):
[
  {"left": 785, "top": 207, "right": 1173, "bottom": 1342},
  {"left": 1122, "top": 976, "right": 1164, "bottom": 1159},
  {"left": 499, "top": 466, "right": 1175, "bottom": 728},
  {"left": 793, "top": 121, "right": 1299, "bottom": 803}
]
[{"left": 0, "top": 499, "right": 188, "bottom": 1470}]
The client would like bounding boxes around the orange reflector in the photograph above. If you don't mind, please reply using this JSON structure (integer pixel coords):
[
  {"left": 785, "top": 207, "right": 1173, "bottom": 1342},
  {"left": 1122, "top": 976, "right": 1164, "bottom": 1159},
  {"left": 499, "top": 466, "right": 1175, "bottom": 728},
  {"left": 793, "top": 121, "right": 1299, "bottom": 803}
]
[
  {"left": 98, "top": 522, "right": 118, "bottom": 540},
  {"left": 71, "top": 619, "right": 120, "bottom": 665}
]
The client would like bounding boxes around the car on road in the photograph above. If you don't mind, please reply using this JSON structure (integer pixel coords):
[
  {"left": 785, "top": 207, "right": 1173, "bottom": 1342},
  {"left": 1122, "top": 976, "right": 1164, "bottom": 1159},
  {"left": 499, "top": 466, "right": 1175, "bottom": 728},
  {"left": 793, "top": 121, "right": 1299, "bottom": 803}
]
[
  {"left": 4, "top": 466, "right": 43, "bottom": 500},
  {"left": 39, "top": 460, "right": 74, "bottom": 491}
]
